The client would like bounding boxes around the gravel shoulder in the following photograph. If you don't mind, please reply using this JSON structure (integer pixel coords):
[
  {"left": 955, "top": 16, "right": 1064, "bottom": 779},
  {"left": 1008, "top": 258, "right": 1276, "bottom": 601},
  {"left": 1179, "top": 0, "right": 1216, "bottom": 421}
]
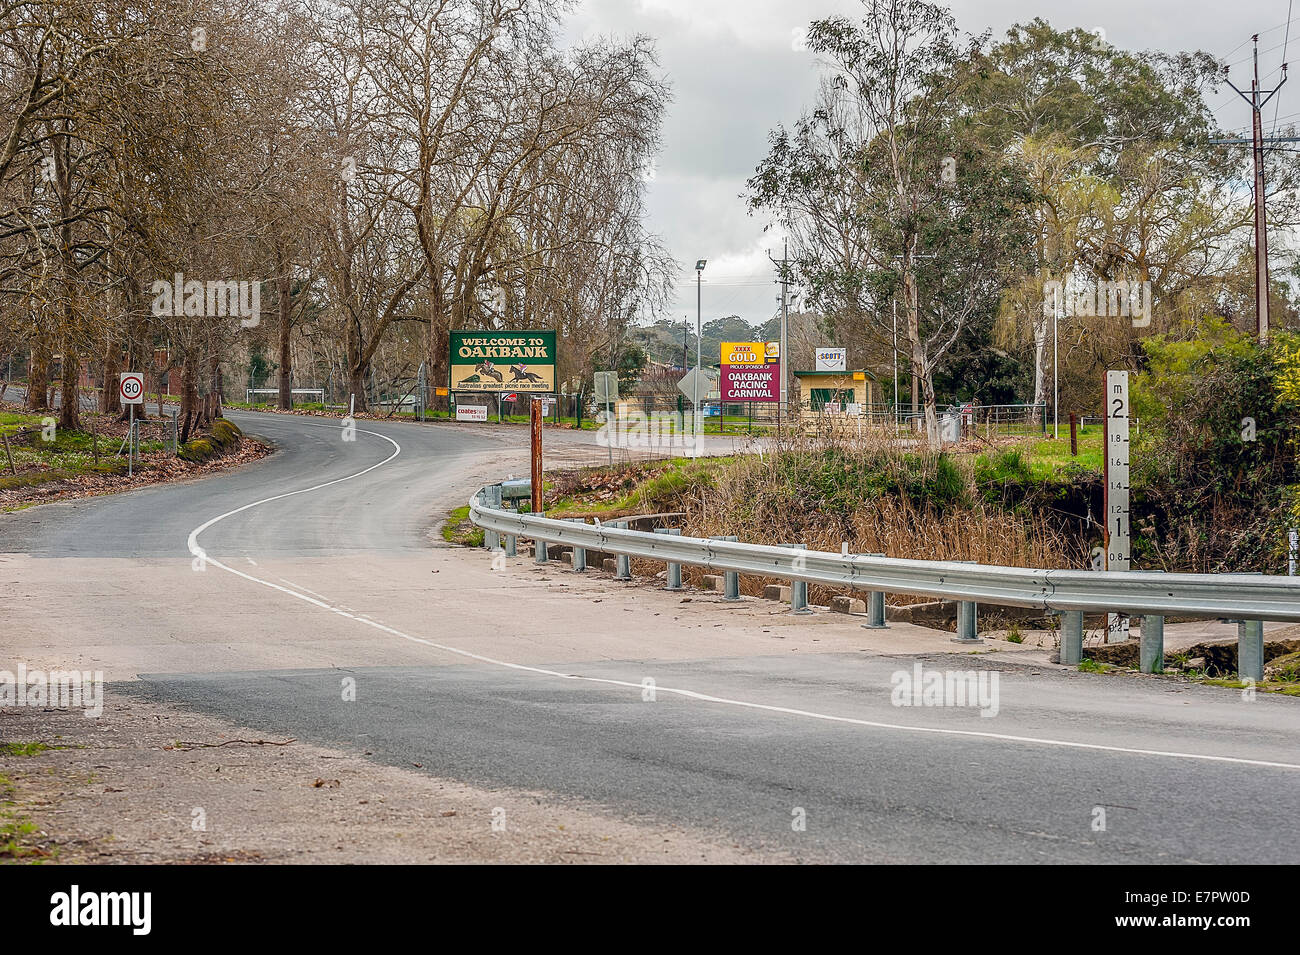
[{"left": 0, "top": 699, "right": 779, "bottom": 864}]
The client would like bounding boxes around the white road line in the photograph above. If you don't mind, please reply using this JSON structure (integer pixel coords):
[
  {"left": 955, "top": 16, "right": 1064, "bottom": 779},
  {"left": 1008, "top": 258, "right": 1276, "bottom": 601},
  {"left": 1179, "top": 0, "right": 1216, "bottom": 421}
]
[
  {"left": 187, "top": 422, "right": 1300, "bottom": 773},
  {"left": 276, "top": 576, "right": 328, "bottom": 600}
]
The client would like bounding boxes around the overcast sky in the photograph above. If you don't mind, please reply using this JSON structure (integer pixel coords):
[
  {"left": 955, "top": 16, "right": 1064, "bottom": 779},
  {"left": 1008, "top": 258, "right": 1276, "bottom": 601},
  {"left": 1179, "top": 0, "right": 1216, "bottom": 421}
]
[{"left": 561, "top": 0, "right": 1293, "bottom": 329}]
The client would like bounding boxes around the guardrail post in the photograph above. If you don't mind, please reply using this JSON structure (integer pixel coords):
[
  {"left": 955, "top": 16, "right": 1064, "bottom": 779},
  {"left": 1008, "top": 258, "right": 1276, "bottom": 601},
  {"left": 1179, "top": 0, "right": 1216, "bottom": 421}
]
[
  {"left": 1139, "top": 615, "right": 1164, "bottom": 673},
  {"left": 534, "top": 533, "right": 549, "bottom": 564},
  {"left": 859, "top": 552, "right": 887, "bottom": 629},
  {"left": 709, "top": 535, "right": 741, "bottom": 600},
  {"left": 568, "top": 519, "right": 586, "bottom": 572},
  {"left": 951, "top": 561, "right": 981, "bottom": 644},
  {"left": 1238, "top": 619, "right": 1264, "bottom": 683},
  {"left": 483, "top": 485, "right": 502, "bottom": 551},
  {"left": 1060, "top": 610, "right": 1084, "bottom": 666},
  {"left": 504, "top": 533, "right": 516, "bottom": 558},
  {"left": 613, "top": 522, "right": 632, "bottom": 580},
  {"left": 656, "top": 528, "right": 684, "bottom": 590},
  {"left": 953, "top": 600, "right": 980, "bottom": 643},
  {"left": 781, "top": 543, "right": 812, "bottom": 615}
]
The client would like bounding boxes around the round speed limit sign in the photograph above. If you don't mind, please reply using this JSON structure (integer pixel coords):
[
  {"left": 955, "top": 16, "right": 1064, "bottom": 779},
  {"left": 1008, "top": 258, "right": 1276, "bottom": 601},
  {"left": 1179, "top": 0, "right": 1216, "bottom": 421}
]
[{"left": 119, "top": 372, "right": 144, "bottom": 405}]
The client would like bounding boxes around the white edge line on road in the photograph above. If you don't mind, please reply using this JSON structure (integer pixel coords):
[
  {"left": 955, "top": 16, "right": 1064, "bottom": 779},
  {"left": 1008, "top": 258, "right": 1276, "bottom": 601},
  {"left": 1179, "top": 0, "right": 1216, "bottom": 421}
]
[{"left": 186, "top": 422, "right": 1300, "bottom": 774}]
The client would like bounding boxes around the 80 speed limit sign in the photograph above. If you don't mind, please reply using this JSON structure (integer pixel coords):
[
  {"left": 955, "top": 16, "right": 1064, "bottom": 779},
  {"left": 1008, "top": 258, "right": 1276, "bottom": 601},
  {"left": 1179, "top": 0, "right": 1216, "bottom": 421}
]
[{"left": 119, "top": 372, "right": 144, "bottom": 405}]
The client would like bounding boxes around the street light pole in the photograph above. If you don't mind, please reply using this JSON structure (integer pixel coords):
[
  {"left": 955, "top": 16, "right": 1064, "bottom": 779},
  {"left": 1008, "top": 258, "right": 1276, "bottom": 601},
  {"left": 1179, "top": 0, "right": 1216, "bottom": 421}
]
[
  {"left": 695, "top": 260, "right": 706, "bottom": 438},
  {"left": 1053, "top": 308, "right": 1059, "bottom": 440},
  {"left": 892, "top": 297, "right": 898, "bottom": 428}
]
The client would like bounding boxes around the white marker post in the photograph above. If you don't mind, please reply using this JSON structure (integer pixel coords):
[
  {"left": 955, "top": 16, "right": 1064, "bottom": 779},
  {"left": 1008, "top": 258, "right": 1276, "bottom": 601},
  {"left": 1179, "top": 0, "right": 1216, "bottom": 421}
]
[
  {"left": 1290, "top": 528, "right": 1297, "bottom": 576},
  {"left": 1104, "top": 371, "right": 1130, "bottom": 643}
]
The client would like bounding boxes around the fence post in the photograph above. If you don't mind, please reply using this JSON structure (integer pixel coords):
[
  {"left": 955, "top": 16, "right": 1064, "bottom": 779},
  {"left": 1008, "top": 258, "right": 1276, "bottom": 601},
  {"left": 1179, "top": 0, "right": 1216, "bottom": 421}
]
[
  {"left": 1060, "top": 610, "right": 1084, "bottom": 665},
  {"left": 656, "top": 527, "right": 684, "bottom": 590},
  {"left": 859, "top": 552, "right": 888, "bottom": 629},
  {"left": 1238, "top": 619, "right": 1264, "bottom": 683},
  {"left": 613, "top": 522, "right": 632, "bottom": 580},
  {"left": 781, "top": 543, "right": 812, "bottom": 615},
  {"left": 568, "top": 518, "right": 587, "bottom": 572},
  {"left": 1139, "top": 614, "right": 1164, "bottom": 673}
]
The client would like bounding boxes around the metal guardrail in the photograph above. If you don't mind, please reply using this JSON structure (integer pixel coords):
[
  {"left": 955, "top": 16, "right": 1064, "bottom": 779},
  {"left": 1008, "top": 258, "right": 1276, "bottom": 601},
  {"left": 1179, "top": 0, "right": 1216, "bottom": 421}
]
[
  {"left": 469, "top": 487, "right": 1300, "bottom": 622},
  {"left": 470, "top": 483, "right": 1300, "bottom": 681}
]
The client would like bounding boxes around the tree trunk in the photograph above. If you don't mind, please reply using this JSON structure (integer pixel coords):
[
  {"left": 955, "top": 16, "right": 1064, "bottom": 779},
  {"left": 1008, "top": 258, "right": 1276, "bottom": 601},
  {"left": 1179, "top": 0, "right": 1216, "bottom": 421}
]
[
  {"left": 102, "top": 339, "right": 121, "bottom": 416},
  {"left": 920, "top": 363, "right": 939, "bottom": 446},
  {"left": 276, "top": 248, "right": 292, "bottom": 410},
  {"left": 346, "top": 314, "right": 367, "bottom": 413},
  {"left": 180, "top": 352, "right": 198, "bottom": 443},
  {"left": 428, "top": 280, "right": 449, "bottom": 412},
  {"left": 208, "top": 353, "right": 223, "bottom": 420},
  {"left": 58, "top": 347, "right": 80, "bottom": 431},
  {"left": 26, "top": 346, "right": 50, "bottom": 411},
  {"left": 1031, "top": 308, "right": 1049, "bottom": 424},
  {"left": 348, "top": 366, "right": 367, "bottom": 414}
]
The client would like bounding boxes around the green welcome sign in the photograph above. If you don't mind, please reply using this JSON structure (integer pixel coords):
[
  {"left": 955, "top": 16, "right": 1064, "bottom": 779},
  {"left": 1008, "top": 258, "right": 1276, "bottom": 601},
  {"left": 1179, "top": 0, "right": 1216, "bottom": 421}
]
[{"left": 449, "top": 330, "right": 556, "bottom": 393}]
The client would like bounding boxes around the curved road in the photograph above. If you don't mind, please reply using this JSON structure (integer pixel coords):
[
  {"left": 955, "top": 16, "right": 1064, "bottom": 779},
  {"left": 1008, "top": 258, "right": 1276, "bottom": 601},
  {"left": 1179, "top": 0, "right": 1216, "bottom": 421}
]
[{"left": 2, "top": 409, "right": 1298, "bottom": 863}]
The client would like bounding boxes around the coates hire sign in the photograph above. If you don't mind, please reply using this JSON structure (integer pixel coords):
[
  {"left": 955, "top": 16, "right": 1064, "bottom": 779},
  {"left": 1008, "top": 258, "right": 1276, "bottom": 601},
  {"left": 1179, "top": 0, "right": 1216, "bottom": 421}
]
[
  {"left": 815, "top": 347, "right": 847, "bottom": 372},
  {"left": 450, "top": 330, "right": 556, "bottom": 393},
  {"left": 721, "top": 341, "right": 780, "bottom": 402}
]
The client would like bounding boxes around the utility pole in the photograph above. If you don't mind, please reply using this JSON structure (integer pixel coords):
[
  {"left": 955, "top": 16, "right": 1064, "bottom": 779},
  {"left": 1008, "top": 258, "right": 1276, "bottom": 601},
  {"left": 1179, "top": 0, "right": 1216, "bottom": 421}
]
[
  {"left": 1219, "top": 36, "right": 1288, "bottom": 342},
  {"left": 780, "top": 240, "right": 789, "bottom": 413}
]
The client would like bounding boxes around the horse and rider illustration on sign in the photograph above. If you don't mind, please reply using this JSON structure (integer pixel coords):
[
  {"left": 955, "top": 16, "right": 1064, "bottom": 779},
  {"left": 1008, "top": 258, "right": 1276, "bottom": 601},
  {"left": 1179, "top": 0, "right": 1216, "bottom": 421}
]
[{"left": 449, "top": 330, "right": 556, "bottom": 394}]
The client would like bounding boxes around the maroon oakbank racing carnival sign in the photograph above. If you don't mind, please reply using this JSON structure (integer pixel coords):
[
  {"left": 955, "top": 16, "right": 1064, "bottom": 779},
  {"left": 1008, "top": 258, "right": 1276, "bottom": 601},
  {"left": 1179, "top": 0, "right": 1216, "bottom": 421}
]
[{"left": 720, "top": 341, "right": 780, "bottom": 402}]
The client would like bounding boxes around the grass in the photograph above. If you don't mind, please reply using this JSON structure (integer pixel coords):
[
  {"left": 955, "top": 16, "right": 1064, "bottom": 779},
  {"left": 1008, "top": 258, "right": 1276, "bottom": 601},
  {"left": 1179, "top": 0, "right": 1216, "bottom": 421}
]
[
  {"left": 1018, "top": 424, "right": 1104, "bottom": 478},
  {"left": 1202, "top": 677, "right": 1300, "bottom": 696},
  {"left": 546, "top": 456, "right": 734, "bottom": 518},
  {"left": 1077, "top": 658, "right": 1112, "bottom": 673},
  {"left": 441, "top": 505, "right": 484, "bottom": 547},
  {"left": 0, "top": 410, "right": 167, "bottom": 487},
  {"left": 0, "top": 771, "right": 49, "bottom": 862},
  {"left": 0, "top": 742, "right": 58, "bottom": 758}
]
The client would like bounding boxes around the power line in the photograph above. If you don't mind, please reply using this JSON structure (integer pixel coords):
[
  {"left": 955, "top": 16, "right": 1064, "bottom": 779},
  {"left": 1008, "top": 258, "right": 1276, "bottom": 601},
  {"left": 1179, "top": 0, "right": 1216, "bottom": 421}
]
[
  {"left": 1275, "top": 0, "right": 1295, "bottom": 134},
  {"left": 1219, "top": 34, "right": 1288, "bottom": 342}
]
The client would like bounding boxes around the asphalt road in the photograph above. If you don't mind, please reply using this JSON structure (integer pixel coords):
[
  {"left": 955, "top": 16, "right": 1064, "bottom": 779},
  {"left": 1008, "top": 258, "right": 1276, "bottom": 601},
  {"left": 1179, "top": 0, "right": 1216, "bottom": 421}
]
[{"left": 4, "top": 409, "right": 1298, "bottom": 863}]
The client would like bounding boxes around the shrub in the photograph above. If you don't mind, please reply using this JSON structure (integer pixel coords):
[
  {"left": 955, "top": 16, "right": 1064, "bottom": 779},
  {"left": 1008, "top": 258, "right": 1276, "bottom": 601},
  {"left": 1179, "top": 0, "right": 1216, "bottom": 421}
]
[{"left": 1131, "top": 320, "right": 1300, "bottom": 571}]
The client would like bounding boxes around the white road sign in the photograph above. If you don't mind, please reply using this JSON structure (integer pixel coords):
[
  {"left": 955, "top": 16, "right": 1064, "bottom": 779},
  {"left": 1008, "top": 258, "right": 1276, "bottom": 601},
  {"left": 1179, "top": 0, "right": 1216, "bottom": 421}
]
[
  {"left": 119, "top": 372, "right": 144, "bottom": 405},
  {"left": 455, "top": 405, "right": 488, "bottom": 422},
  {"left": 815, "top": 347, "right": 846, "bottom": 372}
]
